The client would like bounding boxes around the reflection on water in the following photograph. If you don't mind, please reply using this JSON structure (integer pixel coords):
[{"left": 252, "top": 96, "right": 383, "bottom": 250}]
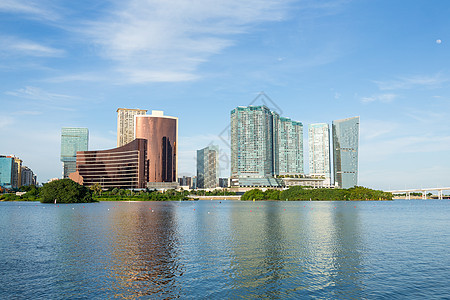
[{"left": 0, "top": 200, "right": 449, "bottom": 299}]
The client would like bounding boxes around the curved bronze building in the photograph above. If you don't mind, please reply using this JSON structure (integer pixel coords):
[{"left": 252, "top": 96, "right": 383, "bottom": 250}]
[
  {"left": 135, "top": 111, "right": 178, "bottom": 183},
  {"left": 70, "top": 138, "right": 148, "bottom": 189}
]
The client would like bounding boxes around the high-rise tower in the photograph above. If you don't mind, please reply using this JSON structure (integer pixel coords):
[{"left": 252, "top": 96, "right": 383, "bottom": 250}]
[
  {"left": 230, "top": 105, "right": 302, "bottom": 187},
  {"left": 135, "top": 110, "right": 178, "bottom": 183},
  {"left": 332, "top": 117, "right": 359, "bottom": 188},
  {"left": 308, "top": 123, "right": 331, "bottom": 181},
  {"left": 61, "top": 127, "right": 89, "bottom": 178},
  {"left": 277, "top": 117, "right": 304, "bottom": 175},
  {"left": 117, "top": 108, "right": 147, "bottom": 147},
  {"left": 197, "top": 145, "right": 219, "bottom": 189}
]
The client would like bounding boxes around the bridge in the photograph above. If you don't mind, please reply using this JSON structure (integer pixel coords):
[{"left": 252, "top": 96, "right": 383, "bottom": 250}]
[{"left": 386, "top": 187, "right": 450, "bottom": 200}]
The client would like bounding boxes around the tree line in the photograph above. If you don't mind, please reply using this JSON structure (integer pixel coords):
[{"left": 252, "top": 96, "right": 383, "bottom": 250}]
[{"left": 241, "top": 186, "right": 393, "bottom": 201}]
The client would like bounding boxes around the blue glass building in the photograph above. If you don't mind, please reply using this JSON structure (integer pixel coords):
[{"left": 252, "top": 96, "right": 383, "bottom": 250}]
[
  {"left": 61, "top": 128, "right": 89, "bottom": 178},
  {"left": 332, "top": 117, "right": 359, "bottom": 188},
  {"left": 197, "top": 145, "right": 219, "bottom": 189},
  {"left": 230, "top": 105, "right": 303, "bottom": 187},
  {"left": 0, "top": 156, "right": 14, "bottom": 189}
]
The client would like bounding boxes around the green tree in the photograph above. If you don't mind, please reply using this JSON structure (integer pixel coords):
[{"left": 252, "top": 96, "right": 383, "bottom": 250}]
[{"left": 40, "top": 179, "right": 94, "bottom": 203}]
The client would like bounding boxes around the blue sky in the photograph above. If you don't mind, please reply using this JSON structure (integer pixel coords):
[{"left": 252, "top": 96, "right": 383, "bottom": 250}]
[{"left": 1, "top": 0, "right": 450, "bottom": 190}]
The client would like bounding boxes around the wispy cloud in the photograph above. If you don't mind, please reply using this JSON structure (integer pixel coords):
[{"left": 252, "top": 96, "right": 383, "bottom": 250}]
[
  {"left": 5, "top": 86, "right": 75, "bottom": 102},
  {"left": 0, "top": 0, "right": 60, "bottom": 21},
  {"left": 86, "top": 0, "right": 293, "bottom": 83},
  {"left": 0, "top": 115, "right": 15, "bottom": 129},
  {"left": 375, "top": 74, "right": 449, "bottom": 90},
  {"left": 0, "top": 36, "right": 64, "bottom": 57},
  {"left": 361, "top": 93, "right": 398, "bottom": 103},
  {"left": 360, "top": 119, "right": 398, "bottom": 140},
  {"left": 361, "top": 135, "right": 450, "bottom": 162}
]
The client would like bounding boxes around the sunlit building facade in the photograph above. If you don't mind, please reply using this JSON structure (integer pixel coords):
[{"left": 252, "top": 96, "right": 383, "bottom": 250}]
[
  {"left": 230, "top": 105, "right": 302, "bottom": 187},
  {"left": 0, "top": 156, "right": 13, "bottom": 189},
  {"left": 11, "top": 157, "right": 22, "bottom": 189},
  {"left": 197, "top": 145, "right": 219, "bottom": 189},
  {"left": 308, "top": 123, "right": 331, "bottom": 181},
  {"left": 277, "top": 117, "right": 303, "bottom": 175},
  {"left": 332, "top": 117, "right": 359, "bottom": 188},
  {"left": 70, "top": 139, "right": 148, "bottom": 189},
  {"left": 135, "top": 111, "right": 178, "bottom": 184},
  {"left": 117, "top": 108, "right": 147, "bottom": 147},
  {"left": 61, "top": 127, "right": 89, "bottom": 178}
]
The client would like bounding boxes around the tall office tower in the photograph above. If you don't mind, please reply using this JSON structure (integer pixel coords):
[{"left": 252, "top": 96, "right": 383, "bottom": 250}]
[
  {"left": 11, "top": 157, "right": 22, "bottom": 188},
  {"left": 135, "top": 110, "right": 178, "bottom": 183},
  {"left": 117, "top": 108, "right": 147, "bottom": 147},
  {"left": 61, "top": 127, "right": 89, "bottom": 178},
  {"left": 0, "top": 156, "right": 14, "bottom": 189},
  {"left": 197, "top": 145, "right": 219, "bottom": 189},
  {"left": 277, "top": 117, "right": 304, "bottom": 175},
  {"left": 21, "top": 166, "right": 36, "bottom": 186},
  {"left": 231, "top": 106, "right": 274, "bottom": 182},
  {"left": 308, "top": 123, "right": 331, "bottom": 180},
  {"left": 332, "top": 117, "right": 360, "bottom": 188}
]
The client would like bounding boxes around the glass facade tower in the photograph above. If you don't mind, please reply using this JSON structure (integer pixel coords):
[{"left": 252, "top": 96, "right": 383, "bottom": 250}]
[
  {"left": 135, "top": 111, "right": 178, "bottom": 183},
  {"left": 308, "top": 123, "right": 331, "bottom": 179},
  {"left": 61, "top": 128, "right": 89, "bottom": 178},
  {"left": 230, "top": 105, "right": 303, "bottom": 187},
  {"left": 197, "top": 145, "right": 219, "bottom": 189},
  {"left": 277, "top": 117, "right": 304, "bottom": 175},
  {"left": 332, "top": 117, "right": 359, "bottom": 188},
  {"left": 231, "top": 106, "right": 275, "bottom": 180},
  {"left": 0, "top": 156, "right": 13, "bottom": 189}
]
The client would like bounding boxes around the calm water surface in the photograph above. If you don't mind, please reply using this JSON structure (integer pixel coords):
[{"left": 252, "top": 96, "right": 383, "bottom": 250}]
[{"left": 0, "top": 200, "right": 449, "bottom": 299}]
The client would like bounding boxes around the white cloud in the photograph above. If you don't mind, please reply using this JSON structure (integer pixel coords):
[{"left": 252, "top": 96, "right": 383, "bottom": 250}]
[
  {"left": 361, "top": 93, "right": 397, "bottom": 103},
  {"left": 0, "top": 36, "right": 64, "bottom": 57},
  {"left": 361, "top": 135, "right": 450, "bottom": 163},
  {"left": 0, "top": 115, "right": 15, "bottom": 129},
  {"left": 360, "top": 119, "right": 398, "bottom": 140},
  {"left": 5, "top": 86, "right": 75, "bottom": 102},
  {"left": 0, "top": 0, "right": 60, "bottom": 21},
  {"left": 87, "top": 0, "right": 293, "bottom": 83},
  {"left": 375, "top": 74, "right": 448, "bottom": 90}
]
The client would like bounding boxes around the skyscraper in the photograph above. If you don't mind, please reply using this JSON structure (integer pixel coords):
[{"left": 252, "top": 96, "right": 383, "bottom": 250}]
[
  {"left": 197, "top": 145, "right": 219, "bottom": 189},
  {"left": 61, "top": 127, "right": 89, "bottom": 178},
  {"left": 11, "top": 157, "right": 22, "bottom": 188},
  {"left": 0, "top": 156, "right": 13, "bottom": 189},
  {"left": 117, "top": 108, "right": 147, "bottom": 147},
  {"left": 277, "top": 117, "right": 304, "bottom": 175},
  {"left": 332, "top": 117, "right": 359, "bottom": 188},
  {"left": 230, "top": 105, "right": 302, "bottom": 187},
  {"left": 135, "top": 110, "right": 178, "bottom": 184},
  {"left": 308, "top": 123, "right": 331, "bottom": 181}
]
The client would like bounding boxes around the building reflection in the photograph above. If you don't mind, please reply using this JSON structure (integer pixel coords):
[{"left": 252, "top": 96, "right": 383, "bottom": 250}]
[
  {"left": 106, "top": 203, "right": 183, "bottom": 299},
  {"left": 225, "top": 202, "right": 363, "bottom": 298}
]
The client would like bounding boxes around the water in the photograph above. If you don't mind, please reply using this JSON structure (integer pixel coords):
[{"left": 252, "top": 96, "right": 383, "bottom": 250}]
[{"left": 0, "top": 200, "right": 449, "bottom": 299}]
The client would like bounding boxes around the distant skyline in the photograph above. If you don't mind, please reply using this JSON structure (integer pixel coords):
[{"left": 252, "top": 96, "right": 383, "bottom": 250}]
[{"left": 1, "top": 0, "right": 450, "bottom": 190}]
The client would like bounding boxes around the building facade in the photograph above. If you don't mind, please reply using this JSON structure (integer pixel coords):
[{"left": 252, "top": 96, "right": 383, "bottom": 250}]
[
  {"left": 230, "top": 105, "right": 302, "bottom": 187},
  {"left": 21, "top": 166, "right": 36, "bottom": 186},
  {"left": 12, "top": 157, "right": 22, "bottom": 188},
  {"left": 332, "top": 116, "right": 359, "bottom": 188},
  {"left": 197, "top": 145, "right": 219, "bottom": 189},
  {"left": 117, "top": 108, "right": 147, "bottom": 147},
  {"left": 277, "top": 117, "right": 303, "bottom": 175},
  {"left": 70, "top": 139, "right": 148, "bottom": 189},
  {"left": 308, "top": 123, "right": 331, "bottom": 182},
  {"left": 135, "top": 111, "right": 178, "bottom": 184},
  {"left": 61, "top": 127, "right": 89, "bottom": 178},
  {"left": 0, "top": 156, "right": 13, "bottom": 189},
  {"left": 178, "top": 176, "right": 193, "bottom": 189}
]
